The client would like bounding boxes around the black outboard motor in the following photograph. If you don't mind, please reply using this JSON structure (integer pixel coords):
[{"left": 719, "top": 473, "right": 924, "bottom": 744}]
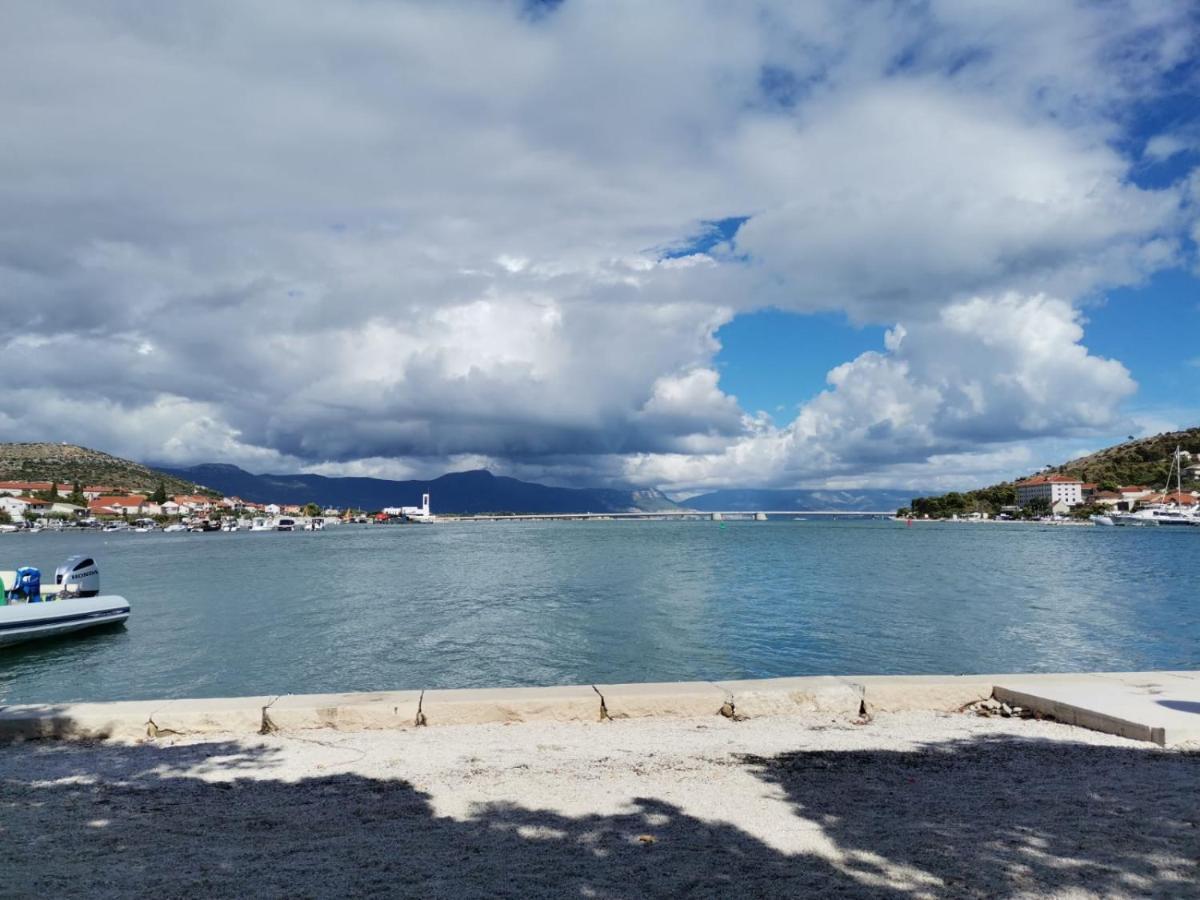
[{"left": 55, "top": 555, "right": 100, "bottom": 597}]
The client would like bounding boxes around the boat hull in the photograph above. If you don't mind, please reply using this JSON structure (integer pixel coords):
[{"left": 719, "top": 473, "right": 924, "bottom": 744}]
[{"left": 0, "top": 595, "right": 130, "bottom": 648}]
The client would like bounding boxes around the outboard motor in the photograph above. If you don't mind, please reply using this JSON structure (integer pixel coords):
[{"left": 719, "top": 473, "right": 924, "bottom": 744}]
[
  {"left": 55, "top": 555, "right": 100, "bottom": 597},
  {"left": 8, "top": 566, "right": 41, "bottom": 603}
]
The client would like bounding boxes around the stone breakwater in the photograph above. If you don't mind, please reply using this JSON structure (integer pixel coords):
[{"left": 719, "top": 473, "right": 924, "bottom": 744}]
[{"left": 2, "top": 670, "right": 1198, "bottom": 746}]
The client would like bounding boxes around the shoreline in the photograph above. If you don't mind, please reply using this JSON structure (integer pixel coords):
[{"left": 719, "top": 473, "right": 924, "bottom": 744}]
[{"left": 4, "top": 669, "right": 1197, "bottom": 746}]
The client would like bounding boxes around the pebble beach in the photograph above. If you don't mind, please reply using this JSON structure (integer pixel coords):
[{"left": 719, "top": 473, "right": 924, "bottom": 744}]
[{"left": 3, "top": 710, "right": 1197, "bottom": 898}]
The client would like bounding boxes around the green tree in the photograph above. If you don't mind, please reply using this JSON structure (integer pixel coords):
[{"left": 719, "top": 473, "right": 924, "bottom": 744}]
[
  {"left": 66, "top": 481, "right": 86, "bottom": 507},
  {"left": 150, "top": 482, "right": 168, "bottom": 504},
  {"left": 34, "top": 482, "right": 61, "bottom": 502},
  {"left": 1025, "top": 496, "right": 1052, "bottom": 517},
  {"left": 303, "top": 502, "right": 321, "bottom": 517}
]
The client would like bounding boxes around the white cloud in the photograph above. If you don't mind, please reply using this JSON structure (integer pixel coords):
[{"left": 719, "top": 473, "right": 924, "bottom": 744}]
[
  {"left": 0, "top": 1, "right": 1194, "bottom": 490},
  {"left": 1144, "top": 134, "right": 1190, "bottom": 162},
  {"left": 622, "top": 294, "right": 1136, "bottom": 491}
]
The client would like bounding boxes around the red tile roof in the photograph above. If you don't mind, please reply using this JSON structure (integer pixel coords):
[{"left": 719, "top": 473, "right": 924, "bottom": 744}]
[
  {"left": 1016, "top": 474, "right": 1082, "bottom": 486},
  {"left": 1160, "top": 492, "right": 1198, "bottom": 506},
  {"left": 89, "top": 495, "right": 147, "bottom": 509},
  {"left": 0, "top": 481, "right": 53, "bottom": 491}
]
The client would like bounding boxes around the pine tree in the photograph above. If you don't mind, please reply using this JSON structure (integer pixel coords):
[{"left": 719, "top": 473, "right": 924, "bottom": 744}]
[{"left": 67, "top": 481, "right": 86, "bottom": 507}]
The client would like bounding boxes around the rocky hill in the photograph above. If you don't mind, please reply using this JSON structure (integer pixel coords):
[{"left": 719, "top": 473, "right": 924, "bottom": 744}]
[{"left": 0, "top": 443, "right": 206, "bottom": 495}]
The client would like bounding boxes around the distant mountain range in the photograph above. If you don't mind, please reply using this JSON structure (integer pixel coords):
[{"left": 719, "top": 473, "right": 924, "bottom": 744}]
[
  {"left": 0, "top": 443, "right": 926, "bottom": 515},
  {"left": 153, "top": 464, "right": 682, "bottom": 514},
  {"left": 682, "top": 488, "right": 918, "bottom": 513},
  {"left": 155, "top": 461, "right": 917, "bottom": 514}
]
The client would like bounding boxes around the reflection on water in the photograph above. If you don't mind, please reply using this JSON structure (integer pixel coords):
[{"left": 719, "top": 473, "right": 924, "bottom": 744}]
[{"left": 1, "top": 520, "right": 1197, "bottom": 704}]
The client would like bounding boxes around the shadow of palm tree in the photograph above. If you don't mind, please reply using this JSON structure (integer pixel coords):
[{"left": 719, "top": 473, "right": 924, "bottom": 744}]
[{"left": 1, "top": 731, "right": 1196, "bottom": 897}]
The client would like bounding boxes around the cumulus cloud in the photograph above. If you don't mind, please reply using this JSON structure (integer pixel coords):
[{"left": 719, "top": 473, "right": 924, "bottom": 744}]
[
  {"left": 622, "top": 294, "right": 1136, "bottom": 490},
  {"left": 0, "top": 1, "right": 1194, "bottom": 489}
]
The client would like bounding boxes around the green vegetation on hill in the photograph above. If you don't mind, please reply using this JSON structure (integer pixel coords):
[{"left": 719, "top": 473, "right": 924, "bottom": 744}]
[
  {"left": 0, "top": 443, "right": 216, "bottom": 497},
  {"left": 1053, "top": 428, "right": 1200, "bottom": 488},
  {"left": 901, "top": 428, "right": 1200, "bottom": 518},
  {"left": 904, "top": 483, "right": 1017, "bottom": 519}
]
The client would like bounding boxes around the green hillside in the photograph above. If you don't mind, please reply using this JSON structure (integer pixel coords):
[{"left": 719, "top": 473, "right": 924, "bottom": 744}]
[
  {"left": 1053, "top": 428, "right": 1200, "bottom": 487},
  {"left": 0, "top": 443, "right": 214, "bottom": 496},
  {"left": 904, "top": 428, "right": 1200, "bottom": 518}
]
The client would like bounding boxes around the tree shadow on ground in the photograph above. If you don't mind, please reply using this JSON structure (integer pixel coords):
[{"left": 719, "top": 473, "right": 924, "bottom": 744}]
[
  {"left": 1, "top": 730, "right": 1197, "bottom": 898},
  {"left": 742, "top": 733, "right": 1200, "bottom": 897}
]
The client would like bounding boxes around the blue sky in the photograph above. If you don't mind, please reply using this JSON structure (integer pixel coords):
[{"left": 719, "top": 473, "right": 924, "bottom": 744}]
[{"left": 717, "top": 312, "right": 888, "bottom": 426}]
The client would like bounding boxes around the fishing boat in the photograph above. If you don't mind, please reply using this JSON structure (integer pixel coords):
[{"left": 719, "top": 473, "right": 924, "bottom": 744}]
[{"left": 0, "top": 555, "right": 130, "bottom": 647}]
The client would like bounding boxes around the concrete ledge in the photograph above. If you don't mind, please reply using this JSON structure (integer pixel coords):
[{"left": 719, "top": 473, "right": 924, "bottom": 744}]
[
  {"left": 148, "top": 696, "right": 274, "bottom": 737},
  {"left": 994, "top": 674, "right": 1200, "bottom": 746},
  {"left": 418, "top": 685, "right": 600, "bottom": 726},
  {"left": 845, "top": 675, "right": 996, "bottom": 713},
  {"left": 596, "top": 681, "right": 727, "bottom": 719},
  {"left": 266, "top": 691, "right": 421, "bottom": 732},
  {"left": 994, "top": 685, "right": 1163, "bottom": 745},
  {"left": 0, "top": 700, "right": 163, "bottom": 742},
  {"left": 715, "top": 677, "right": 862, "bottom": 717},
  {"left": 2, "top": 671, "right": 1196, "bottom": 744}
]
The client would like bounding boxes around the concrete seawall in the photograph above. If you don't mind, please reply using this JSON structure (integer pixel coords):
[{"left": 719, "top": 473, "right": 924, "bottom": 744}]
[{"left": 2, "top": 670, "right": 1197, "bottom": 745}]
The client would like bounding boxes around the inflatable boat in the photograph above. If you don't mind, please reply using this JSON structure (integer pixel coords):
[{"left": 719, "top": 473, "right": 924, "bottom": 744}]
[{"left": 0, "top": 555, "right": 130, "bottom": 648}]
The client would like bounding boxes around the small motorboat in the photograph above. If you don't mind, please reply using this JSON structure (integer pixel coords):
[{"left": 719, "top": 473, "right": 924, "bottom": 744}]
[
  {"left": 0, "top": 555, "right": 129, "bottom": 647},
  {"left": 1089, "top": 514, "right": 1115, "bottom": 526}
]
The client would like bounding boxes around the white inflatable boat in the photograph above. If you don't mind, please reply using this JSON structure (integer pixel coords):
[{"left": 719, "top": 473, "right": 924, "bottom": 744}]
[{"left": 0, "top": 555, "right": 130, "bottom": 648}]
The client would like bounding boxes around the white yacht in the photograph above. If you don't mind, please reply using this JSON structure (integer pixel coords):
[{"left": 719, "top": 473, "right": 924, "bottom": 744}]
[{"left": 1111, "top": 447, "right": 1200, "bottom": 527}]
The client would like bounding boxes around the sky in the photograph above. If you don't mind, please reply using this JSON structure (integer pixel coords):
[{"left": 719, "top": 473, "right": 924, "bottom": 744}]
[{"left": 3, "top": 0, "right": 1199, "bottom": 494}]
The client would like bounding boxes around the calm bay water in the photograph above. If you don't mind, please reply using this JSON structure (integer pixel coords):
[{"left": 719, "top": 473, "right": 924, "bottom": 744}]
[{"left": 1, "top": 520, "right": 1196, "bottom": 705}]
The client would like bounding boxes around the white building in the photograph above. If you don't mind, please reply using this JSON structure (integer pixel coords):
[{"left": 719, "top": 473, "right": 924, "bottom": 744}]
[
  {"left": 1015, "top": 475, "right": 1084, "bottom": 509},
  {"left": 0, "top": 496, "right": 34, "bottom": 518},
  {"left": 382, "top": 493, "right": 432, "bottom": 520}
]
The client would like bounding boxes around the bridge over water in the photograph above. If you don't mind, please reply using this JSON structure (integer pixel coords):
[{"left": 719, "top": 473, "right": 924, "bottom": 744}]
[{"left": 451, "top": 510, "right": 895, "bottom": 522}]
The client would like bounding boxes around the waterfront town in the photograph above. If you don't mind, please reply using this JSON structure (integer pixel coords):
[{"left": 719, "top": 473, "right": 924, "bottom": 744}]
[
  {"left": 1012, "top": 473, "right": 1200, "bottom": 516},
  {"left": 0, "top": 480, "right": 434, "bottom": 530}
]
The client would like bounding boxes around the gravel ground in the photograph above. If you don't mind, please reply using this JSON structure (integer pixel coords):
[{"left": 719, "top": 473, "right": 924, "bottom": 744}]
[{"left": 1, "top": 711, "right": 1197, "bottom": 898}]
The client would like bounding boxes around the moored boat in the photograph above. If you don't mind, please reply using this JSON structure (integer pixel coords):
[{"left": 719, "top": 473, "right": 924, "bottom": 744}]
[{"left": 0, "top": 555, "right": 129, "bottom": 647}]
